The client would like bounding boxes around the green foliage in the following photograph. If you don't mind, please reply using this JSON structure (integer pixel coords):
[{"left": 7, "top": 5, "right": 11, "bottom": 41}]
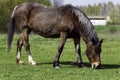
[
  {"left": 109, "top": 6, "right": 120, "bottom": 24},
  {"left": 0, "top": 0, "right": 50, "bottom": 33},
  {"left": 80, "top": 1, "right": 120, "bottom": 25},
  {"left": 82, "top": 4, "right": 100, "bottom": 16},
  {"left": 0, "top": 32, "right": 120, "bottom": 80},
  {"left": 108, "top": 25, "right": 117, "bottom": 33}
]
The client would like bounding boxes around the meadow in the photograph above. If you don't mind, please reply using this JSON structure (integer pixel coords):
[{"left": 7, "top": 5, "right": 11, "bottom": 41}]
[{"left": 0, "top": 25, "right": 120, "bottom": 80}]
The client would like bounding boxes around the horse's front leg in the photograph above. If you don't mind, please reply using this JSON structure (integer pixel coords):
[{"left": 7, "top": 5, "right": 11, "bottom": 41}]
[
  {"left": 73, "top": 36, "right": 86, "bottom": 68},
  {"left": 53, "top": 32, "right": 67, "bottom": 68}
]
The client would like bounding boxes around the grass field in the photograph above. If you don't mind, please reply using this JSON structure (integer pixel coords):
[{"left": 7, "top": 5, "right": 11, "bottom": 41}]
[{"left": 0, "top": 25, "right": 120, "bottom": 80}]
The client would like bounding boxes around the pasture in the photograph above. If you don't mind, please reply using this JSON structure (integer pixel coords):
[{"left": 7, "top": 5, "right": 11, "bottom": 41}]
[{"left": 0, "top": 25, "right": 120, "bottom": 80}]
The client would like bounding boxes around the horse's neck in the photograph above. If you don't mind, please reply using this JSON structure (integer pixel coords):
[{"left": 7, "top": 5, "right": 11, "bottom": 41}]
[
  {"left": 75, "top": 12, "right": 98, "bottom": 44},
  {"left": 80, "top": 23, "right": 98, "bottom": 45},
  {"left": 71, "top": 7, "right": 99, "bottom": 45}
]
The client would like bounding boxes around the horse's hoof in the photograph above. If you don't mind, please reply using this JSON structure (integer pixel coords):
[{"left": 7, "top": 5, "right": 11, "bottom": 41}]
[
  {"left": 54, "top": 66, "right": 61, "bottom": 69},
  {"left": 19, "top": 60, "right": 24, "bottom": 64},
  {"left": 29, "top": 60, "right": 37, "bottom": 66},
  {"left": 78, "top": 63, "right": 86, "bottom": 68},
  {"left": 17, "top": 60, "right": 25, "bottom": 65}
]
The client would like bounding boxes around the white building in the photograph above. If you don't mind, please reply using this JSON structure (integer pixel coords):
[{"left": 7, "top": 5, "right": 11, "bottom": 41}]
[{"left": 89, "top": 16, "right": 107, "bottom": 26}]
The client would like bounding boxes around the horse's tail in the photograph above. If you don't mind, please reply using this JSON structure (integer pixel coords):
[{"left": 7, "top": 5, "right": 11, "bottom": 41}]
[{"left": 7, "top": 6, "right": 18, "bottom": 52}]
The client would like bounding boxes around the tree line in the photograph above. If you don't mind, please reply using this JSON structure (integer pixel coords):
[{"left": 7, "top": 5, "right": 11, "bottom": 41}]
[
  {"left": 0, "top": 0, "right": 50, "bottom": 33},
  {"left": 79, "top": 1, "right": 120, "bottom": 25},
  {"left": 0, "top": 1, "right": 120, "bottom": 33}
]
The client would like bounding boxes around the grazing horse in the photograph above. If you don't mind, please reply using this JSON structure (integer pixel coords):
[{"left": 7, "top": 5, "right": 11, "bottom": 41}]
[{"left": 8, "top": 2, "right": 103, "bottom": 69}]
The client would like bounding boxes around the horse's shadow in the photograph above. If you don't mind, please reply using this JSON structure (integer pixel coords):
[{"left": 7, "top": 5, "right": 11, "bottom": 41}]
[
  {"left": 37, "top": 61, "right": 120, "bottom": 69},
  {"left": 101, "top": 64, "right": 120, "bottom": 69}
]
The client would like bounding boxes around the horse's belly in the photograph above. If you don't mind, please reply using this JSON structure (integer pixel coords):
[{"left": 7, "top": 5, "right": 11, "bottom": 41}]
[
  {"left": 33, "top": 28, "right": 60, "bottom": 38},
  {"left": 38, "top": 32, "right": 60, "bottom": 38}
]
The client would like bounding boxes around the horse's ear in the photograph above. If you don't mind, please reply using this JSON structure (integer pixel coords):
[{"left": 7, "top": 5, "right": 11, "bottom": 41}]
[{"left": 100, "top": 39, "right": 104, "bottom": 44}]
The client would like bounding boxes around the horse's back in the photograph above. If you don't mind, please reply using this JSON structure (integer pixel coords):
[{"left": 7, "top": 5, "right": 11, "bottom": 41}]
[
  {"left": 13, "top": 2, "right": 79, "bottom": 38},
  {"left": 14, "top": 2, "right": 45, "bottom": 28}
]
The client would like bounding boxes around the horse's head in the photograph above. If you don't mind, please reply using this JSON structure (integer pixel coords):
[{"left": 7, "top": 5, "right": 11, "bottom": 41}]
[{"left": 86, "top": 39, "right": 103, "bottom": 69}]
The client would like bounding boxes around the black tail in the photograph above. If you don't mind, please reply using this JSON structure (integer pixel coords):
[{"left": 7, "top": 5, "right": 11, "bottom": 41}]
[{"left": 7, "top": 6, "right": 17, "bottom": 52}]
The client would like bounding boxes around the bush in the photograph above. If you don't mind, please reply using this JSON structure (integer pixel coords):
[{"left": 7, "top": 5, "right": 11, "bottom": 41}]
[{"left": 108, "top": 25, "right": 117, "bottom": 33}]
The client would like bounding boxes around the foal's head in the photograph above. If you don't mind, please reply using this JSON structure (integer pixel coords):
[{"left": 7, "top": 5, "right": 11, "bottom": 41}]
[{"left": 86, "top": 39, "right": 103, "bottom": 69}]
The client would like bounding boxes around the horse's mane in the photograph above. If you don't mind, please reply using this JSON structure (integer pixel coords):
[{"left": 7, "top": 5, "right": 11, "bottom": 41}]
[
  {"left": 56, "top": 4, "right": 99, "bottom": 42},
  {"left": 72, "top": 6, "right": 99, "bottom": 43}
]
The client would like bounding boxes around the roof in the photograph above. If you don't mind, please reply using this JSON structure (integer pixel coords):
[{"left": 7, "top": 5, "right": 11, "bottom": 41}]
[{"left": 88, "top": 16, "right": 106, "bottom": 20}]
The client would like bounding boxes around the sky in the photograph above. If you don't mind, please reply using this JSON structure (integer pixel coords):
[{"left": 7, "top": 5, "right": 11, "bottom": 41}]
[{"left": 63, "top": 0, "right": 120, "bottom": 6}]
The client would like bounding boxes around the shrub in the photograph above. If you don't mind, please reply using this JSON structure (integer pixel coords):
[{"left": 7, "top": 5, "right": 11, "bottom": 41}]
[{"left": 109, "top": 25, "right": 117, "bottom": 33}]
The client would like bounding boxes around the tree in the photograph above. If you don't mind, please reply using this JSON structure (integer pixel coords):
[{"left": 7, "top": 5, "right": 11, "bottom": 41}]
[
  {"left": 109, "top": 6, "right": 120, "bottom": 24},
  {"left": 0, "top": 0, "right": 50, "bottom": 33},
  {"left": 79, "top": 1, "right": 120, "bottom": 25}
]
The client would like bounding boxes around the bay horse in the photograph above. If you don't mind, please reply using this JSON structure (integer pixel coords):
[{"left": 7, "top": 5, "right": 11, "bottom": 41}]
[{"left": 8, "top": 2, "right": 103, "bottom": 69}]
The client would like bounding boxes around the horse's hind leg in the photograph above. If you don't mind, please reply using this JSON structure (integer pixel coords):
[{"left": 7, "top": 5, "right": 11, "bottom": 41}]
[
  {"left": 73, "top": 36, "right": 85, "bottom": 68},
  {"left": 16, "top": 28, "right": 36, "bottom": 65},
  {"left": 16, "top": 29, "right": 28, "bottom": 64},
  {"left": 16, "top": 35, "right": 24, "bottom": 64}
]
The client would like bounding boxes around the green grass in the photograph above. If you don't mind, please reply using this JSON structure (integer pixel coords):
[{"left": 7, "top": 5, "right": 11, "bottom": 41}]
[
  {"left": 0, "top": 26, "right": 120, "bottom": 80},
  {"left": 95, "top": 25, "right": 120, "bottom": 33}
]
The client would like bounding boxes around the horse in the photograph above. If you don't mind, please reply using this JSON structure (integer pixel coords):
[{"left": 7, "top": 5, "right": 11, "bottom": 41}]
[{"left": 7, "top": 2, "right": 103, "bottom": 69}]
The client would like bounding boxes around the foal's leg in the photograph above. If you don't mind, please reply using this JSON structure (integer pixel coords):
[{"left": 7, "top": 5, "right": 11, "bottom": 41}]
[
  {"left": 53, "top": 32, "right": 67, "bottom": 68},
  {"left": 73, "top": 37, "right": 85, "bottom": 68}
]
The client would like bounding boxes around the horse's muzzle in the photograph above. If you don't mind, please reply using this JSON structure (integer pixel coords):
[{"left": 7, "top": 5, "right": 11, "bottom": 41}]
[{"left": 91, "top": 62, "right": 101, "bottom": 69}]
